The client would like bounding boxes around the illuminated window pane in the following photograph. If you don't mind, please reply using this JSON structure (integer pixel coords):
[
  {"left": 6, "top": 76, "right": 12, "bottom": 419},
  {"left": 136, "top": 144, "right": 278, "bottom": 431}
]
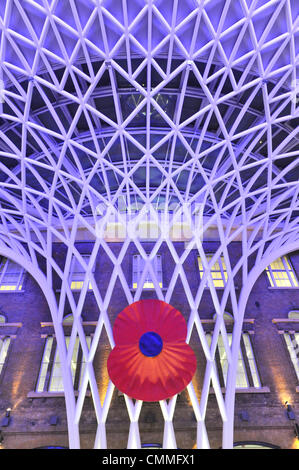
[
  {"left": 217, "top": 334, "right": 229, "bottom": 383},
  {"left": 288, "top": 311, "right": 299, "bottom": 320},
  {"left": 206, "top": 332, "right": 260, "bottom": 389},
  {"left": 36, "top": 335, "right": 91, "bottom": 393},
  {"left": 138, "top": 220, "right": 159, "bottom": 239},
  {"left": 69, "top": 255, "right": 94, "bottom": 291},
  {"left": 265, "top": 256, "right": 298, "bottom": 288},
  {"left": 0, "top": 337, "right": 11, "bottom": 375},
  {"left": 49, "top": 337, "right": 80, "bottom": 391},
  {"left": 132, "top": 254, "right": 163, "bottom": 289},
  {"left": 219, "top": 334, "right": 248, "bottom": 388},
  {"left": 234, "top": 443, "right": 278, "bottom": 449},
  {"left": 284, "top": 333, "right": 299, "bottom": 381},
  {"left": 243, "top": 333, "right": 261, "bottom": 388},
  {"left": 36, "top": 337, "right": 53, "bottom": 392},
  {"left": 198, "top": 254, "right": 227, "bottom": 287},
  {"left": 79, "top": 336, "right": 91, "bottom": 389},
  {"left": 63, "top": 314, "right": 74, "bottom": 325},
  {"left": 49, "top": 346, "right": 64, "bottom": 392},
  {"left": 0, "top": 258, "right": 25, "bottom": 291}
]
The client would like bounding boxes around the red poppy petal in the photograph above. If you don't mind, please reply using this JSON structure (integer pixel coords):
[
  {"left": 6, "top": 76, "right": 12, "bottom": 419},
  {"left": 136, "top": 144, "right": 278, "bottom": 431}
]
[
  {"left": 136, "top": 299, "right": 187, "bottom": 341},
  {"left": 107, "top": 341, "right": 197, "bottom": 402},
  {"left": 107, "top": 345, "right": 140, "bottom": 384},
  {"left": 113, "top": 300, "right": 187, "bottom": 345},
  {"left": 154, "top": 343, "right": 197, "bottom": 396},
  {"left": 154, "top": 303, "right": 188, "bottom": 342},
  {"left": 112, "top": 304, "right": 144, "bottom": 345}
]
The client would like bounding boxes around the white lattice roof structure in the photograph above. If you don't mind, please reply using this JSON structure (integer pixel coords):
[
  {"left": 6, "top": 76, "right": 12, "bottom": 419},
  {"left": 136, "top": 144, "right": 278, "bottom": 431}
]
[{"left": 0, "top": 0, "right": 298, "bottom": 449}]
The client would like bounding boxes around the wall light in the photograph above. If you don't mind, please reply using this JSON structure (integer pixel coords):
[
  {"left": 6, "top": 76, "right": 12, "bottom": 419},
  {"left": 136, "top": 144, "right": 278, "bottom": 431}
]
[
  {"left": 49, "top": 415, "right": 59, "bottom": 426},
  {"left": 285, "top": 402, "right": 296, "bottom": 420},
  {"left": 0, "top": 408, "right": 11, "bottom": 427},
  {"left": 239, "top": 411, "right": 249, "bottom": 422}
]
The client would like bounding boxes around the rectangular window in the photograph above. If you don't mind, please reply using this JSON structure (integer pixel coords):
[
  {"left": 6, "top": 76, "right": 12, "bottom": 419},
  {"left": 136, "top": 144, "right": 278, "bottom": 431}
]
[
  {"left": 198, "top": 254, "right": 228, "bottom": 288},
  {"left": 0, "top": 258, "right": 25, "bottom": 291},
  {"left": 0, "top": 337, "right": 11, "bottom": 375},
  {"left": 242, "top": 333, "right": 261, "bottom": 388},
  {"left": 283, "top": 332, "right": 299, "bottom": 381},
  {"left": 36, "top": 336, "right": 53, "bottom": 392},
  {"left": 132, "top": 254, "right": 163, "bottom": 289},
  {"left": 69, "top": 255, "right": 94, "bottom": 291},
  {"left": 265, "top": 256, "right": 298, "bottom": 288},
  {"left": 36, "top": 336, "right": 91, "bottom": 393},
  {"left": 206, "top": 332, "right": 261, "bottom": 389}
]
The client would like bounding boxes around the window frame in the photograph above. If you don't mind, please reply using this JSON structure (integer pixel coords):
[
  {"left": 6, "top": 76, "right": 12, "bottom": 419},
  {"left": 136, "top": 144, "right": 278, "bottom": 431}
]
[
  {"left": 0, "top": 258, "right": 25, "bottom": 292},
  {"left": 283, "top": 331, "right": 299, "bottom": 382},
  {"left": 132, "top": 254, "right": 163, "bottom": 290},
  {"left": 198, "top": 254, "right": 228, "bottom": 288},
  {"left": 36, "top": 334, "right": 91, "bottom": 393},
  {"left": 265, "top": 256, "right": 299, "bottom": 288},
  {"left": 0, "top": 336, "right": 11, "bottom": 377},
  {"left": 69, "top": 254, "right": 95, "bottom": 291},
  {"left": 206, "top": 330, "right": 261, "bottom": 390}
]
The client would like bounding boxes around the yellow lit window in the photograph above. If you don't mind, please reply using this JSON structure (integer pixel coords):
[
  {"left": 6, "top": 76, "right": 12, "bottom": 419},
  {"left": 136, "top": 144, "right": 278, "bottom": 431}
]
[
  {"left": 0, "top": 258, "right": 25, "bottom": 291},
  {"left": 69, "top": 255, "right": 94, "bottom": 291},
  {"left": 137, "top": 221, "right": 160, "bottom": 239},
  {"left": 132, "top": 254, "right": 163, "bottom": 289},
  {"left": 265, "top": 256, "right": 298, "bottom": 288},
  {"left": 198, "top": 254, "right": 228, "bottom": 287},
  {"left": 70, "top": 281, "right": 93, "bottom": 290}
]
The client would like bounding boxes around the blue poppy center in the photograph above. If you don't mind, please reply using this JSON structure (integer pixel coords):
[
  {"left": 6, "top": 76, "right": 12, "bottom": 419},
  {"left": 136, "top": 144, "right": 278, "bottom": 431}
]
[{"left": 139, "top": 331, "right": 163, "bottom": 357}]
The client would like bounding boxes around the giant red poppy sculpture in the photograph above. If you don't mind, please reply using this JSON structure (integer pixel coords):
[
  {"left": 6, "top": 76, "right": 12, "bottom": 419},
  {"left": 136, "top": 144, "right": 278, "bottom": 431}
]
[{"left": 107, "top": 299, "right": 197, "bottom": 402}]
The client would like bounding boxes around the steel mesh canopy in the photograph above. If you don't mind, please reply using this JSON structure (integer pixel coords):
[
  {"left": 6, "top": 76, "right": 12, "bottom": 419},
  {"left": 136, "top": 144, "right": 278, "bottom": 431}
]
[{"left": 0, "top": 0, "right": 298, "bottom": 449}]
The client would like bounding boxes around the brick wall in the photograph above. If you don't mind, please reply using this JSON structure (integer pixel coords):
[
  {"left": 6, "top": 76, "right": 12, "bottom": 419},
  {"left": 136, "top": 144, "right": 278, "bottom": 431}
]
[{"left": 0, "top": 244, "right": 298, "bottom": 449}]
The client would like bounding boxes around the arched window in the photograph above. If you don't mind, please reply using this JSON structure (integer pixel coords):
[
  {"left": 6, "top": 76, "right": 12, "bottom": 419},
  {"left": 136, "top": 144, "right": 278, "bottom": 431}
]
[
  {"left": 212, "top": 312, "right": 233, "bottom": 322},
  {"left": 234, "top": 441, "right": 280, "bottom": 449},
  {"left": 63, "top": 314, "right": 74, "bottom": 325},
  {"left": 288, "top": 310, "right": 299, "bottom": 320}
]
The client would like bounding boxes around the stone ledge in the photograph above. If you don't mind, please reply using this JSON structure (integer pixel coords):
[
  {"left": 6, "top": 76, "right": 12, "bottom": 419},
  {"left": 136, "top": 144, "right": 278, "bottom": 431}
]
[
  {"left": 0, "top": 290, "right": 25, "bottom": 294},
  {"left": 272, "top": 318, "right": 299, "bottom": 323},
  {"left": 209, "top": 386, "right": 270, "bottom": 394},
  {"left": 27, "top": 391, "right": 92, "bottom": 398},
  {"left": 268, "top": 287, "right": 299, "bottom": 290}
]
